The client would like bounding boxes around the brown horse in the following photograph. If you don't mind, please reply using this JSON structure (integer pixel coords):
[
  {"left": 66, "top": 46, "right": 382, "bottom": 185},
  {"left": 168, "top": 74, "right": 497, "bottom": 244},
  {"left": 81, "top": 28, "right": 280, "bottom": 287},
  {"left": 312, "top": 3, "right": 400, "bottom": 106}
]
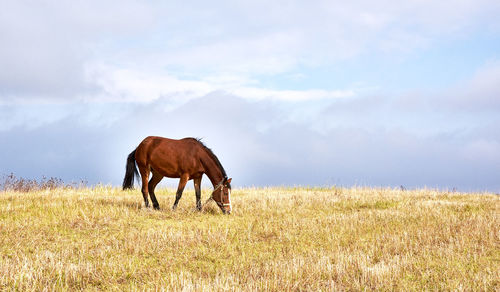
[{"left": 122, "top": 136, "right": 232, "bottom": 214}]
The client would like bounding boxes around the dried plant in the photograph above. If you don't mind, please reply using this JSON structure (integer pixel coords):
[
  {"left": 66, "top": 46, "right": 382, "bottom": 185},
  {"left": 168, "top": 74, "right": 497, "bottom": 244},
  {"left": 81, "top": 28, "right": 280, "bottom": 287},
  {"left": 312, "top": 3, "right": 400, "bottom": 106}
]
[
  {"left": 0, "top": 186, "right": 498, "bottom": 290},
  {"left": 0, "top": 173, "right": 86, "bottom": 192}
]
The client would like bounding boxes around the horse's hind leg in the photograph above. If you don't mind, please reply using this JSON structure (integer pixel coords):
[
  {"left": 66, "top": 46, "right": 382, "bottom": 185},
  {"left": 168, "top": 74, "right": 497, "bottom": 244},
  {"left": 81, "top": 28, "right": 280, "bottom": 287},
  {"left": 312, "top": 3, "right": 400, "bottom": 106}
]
[
  {"left": 138, "top": 165, "right": 150, "bottom": 208},
  {"left": 148, "top": 169, "right": 163, "bottom": 210},
  {"left": 172, "top": 173, "right": 189, "bottom": 210}
]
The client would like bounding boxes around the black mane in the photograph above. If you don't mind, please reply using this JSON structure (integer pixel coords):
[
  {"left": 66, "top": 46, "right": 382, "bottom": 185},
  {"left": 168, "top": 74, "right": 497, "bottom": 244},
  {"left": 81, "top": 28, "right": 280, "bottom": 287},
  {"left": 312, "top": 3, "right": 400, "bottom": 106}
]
[{"left": 192, "top": 138, "right": 230, "bottom": 187}]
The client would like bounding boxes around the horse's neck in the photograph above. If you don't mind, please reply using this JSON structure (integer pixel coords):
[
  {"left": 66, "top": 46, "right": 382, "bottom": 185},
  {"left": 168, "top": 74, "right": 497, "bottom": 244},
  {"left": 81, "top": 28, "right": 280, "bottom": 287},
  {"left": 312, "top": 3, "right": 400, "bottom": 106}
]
[{"left": 202, "top": 156, "right": 224, "bottom": 187}]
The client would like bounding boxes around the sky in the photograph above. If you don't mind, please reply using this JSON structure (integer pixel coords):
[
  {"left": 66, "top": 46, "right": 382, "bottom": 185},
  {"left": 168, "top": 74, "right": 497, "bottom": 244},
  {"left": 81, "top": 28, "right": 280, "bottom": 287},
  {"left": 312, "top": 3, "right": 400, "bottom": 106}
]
[{"left": 1, "top": 0, "right": 500, "bottom": 192}]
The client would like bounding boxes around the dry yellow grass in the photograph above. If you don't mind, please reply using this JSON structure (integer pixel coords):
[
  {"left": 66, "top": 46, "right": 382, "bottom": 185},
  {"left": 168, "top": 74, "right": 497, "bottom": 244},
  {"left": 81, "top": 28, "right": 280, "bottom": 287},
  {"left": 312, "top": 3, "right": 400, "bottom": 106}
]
[{"left": 0, "top": 186, "right": 498, "bottom": 291}]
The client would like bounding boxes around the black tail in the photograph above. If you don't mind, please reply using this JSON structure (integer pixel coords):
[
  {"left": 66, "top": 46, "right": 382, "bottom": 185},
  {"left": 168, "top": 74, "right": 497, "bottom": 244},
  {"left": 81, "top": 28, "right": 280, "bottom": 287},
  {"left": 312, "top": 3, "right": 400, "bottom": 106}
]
[{"left": 122, "top": 149, "right": 139, "bottom": 190}]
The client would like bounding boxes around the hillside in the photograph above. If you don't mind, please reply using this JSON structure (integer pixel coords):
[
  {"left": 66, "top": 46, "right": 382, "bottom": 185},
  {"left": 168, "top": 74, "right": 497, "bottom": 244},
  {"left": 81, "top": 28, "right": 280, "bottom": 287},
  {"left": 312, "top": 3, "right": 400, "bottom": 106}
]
[{"left": 0, "top": 186, "right": 498, "bottom": 290}]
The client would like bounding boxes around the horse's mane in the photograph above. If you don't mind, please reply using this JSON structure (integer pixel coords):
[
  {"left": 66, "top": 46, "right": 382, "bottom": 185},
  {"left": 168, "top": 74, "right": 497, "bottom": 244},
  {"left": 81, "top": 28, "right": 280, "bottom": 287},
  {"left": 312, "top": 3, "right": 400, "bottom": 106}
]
[{"left": 190, "top": 138, "right": 230, "bottom": 187}]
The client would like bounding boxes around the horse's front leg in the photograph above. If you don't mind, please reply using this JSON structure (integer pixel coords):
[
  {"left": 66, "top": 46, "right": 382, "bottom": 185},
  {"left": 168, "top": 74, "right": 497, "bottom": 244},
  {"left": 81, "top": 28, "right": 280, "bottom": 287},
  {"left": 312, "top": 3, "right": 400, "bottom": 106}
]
[
  {"left": 172, "top": 174, "right": 189, "bottom": 210},
  {"left": 194, "top": 177, "right": 202, "bottom": 211}
]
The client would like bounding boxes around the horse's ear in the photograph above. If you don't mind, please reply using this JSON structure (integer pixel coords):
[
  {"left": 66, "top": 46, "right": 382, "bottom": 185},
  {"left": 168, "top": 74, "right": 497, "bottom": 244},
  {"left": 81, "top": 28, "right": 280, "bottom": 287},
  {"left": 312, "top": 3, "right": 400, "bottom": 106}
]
[{"left": 226, "top": 178, "right": 232, "bottom": 184}]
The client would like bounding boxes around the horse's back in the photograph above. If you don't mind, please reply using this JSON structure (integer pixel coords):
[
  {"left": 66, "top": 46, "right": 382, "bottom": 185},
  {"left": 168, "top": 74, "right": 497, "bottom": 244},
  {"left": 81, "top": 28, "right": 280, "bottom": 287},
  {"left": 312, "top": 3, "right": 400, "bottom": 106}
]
[
  {"left": 135, "top": 136, "right": 204, "bottom": 177},
  {"left": 138, "top": 136, "right": 199, "bottom": 151}
]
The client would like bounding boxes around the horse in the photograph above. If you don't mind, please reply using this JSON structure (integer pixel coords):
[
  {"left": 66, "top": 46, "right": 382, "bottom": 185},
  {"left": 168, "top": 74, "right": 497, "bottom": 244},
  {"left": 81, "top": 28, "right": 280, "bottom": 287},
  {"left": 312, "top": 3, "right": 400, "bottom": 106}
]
[{"left": 122, "top": 136, "right": 232, "bottom": 214}]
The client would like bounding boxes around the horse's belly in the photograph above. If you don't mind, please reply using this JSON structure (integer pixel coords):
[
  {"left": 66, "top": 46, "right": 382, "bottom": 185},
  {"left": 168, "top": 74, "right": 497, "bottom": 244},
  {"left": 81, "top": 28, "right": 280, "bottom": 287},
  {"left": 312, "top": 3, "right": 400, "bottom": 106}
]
[
  {"left": 151, "top": 162, "right": 183, "bottom": 178},
  {"left": 150, "top": 154, "right": 202, "bottom": 179}
]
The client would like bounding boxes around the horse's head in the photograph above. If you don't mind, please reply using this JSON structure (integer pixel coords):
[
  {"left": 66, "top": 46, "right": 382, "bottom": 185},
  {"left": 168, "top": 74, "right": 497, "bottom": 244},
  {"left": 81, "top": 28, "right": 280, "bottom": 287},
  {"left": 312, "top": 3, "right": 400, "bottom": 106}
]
[{"left": 211, "top": 177, "right": 232, "bottom": 214}]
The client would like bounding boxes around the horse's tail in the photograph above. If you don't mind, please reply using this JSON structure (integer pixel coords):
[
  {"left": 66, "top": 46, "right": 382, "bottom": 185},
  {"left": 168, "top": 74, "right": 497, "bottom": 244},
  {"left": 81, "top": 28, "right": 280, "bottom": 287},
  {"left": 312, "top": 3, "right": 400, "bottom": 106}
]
[{"left": 122, "top": 149, "right": 139, "bottom": 190}]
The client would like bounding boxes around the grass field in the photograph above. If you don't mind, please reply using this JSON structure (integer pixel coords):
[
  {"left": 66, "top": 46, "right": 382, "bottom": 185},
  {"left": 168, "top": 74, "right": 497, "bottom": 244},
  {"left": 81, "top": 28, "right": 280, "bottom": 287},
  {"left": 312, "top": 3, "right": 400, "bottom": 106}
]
[{"left": 0, "top": 186, "right": 498, "bottom": 291}]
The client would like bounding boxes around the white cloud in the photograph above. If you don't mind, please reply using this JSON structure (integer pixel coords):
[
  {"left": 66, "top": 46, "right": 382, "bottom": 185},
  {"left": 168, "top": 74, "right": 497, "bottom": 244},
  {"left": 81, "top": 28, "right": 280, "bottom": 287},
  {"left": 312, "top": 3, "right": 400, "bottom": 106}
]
[
  {"left": 88, "top": 65, "right": 212, "bottom": 103},
  {"left": 0, "top": 0, "right": 154, "bottom": 101},
  {"left": 86, "top": 63, "right": 355, "bottom": 103},
  {"left": 460, "top": 140, "right": 500, "bottom": 161},
  {"left": 1, "top": 90, "right": 499, "bottom": 191},
  {"left": 143, "top": 0, "right": 500, "bottom": 70},
  {"left": 1, "top": 0, "right": 500, "bottom": 192},
  {"left": 229, "top": 87, "right": 354, "bottom": 101},
  {"left": 2, "top": 0, "right": 499, "bottom": 103},
  {"left": 452, "top": 60, "right": 500, "bottom": 111}
]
